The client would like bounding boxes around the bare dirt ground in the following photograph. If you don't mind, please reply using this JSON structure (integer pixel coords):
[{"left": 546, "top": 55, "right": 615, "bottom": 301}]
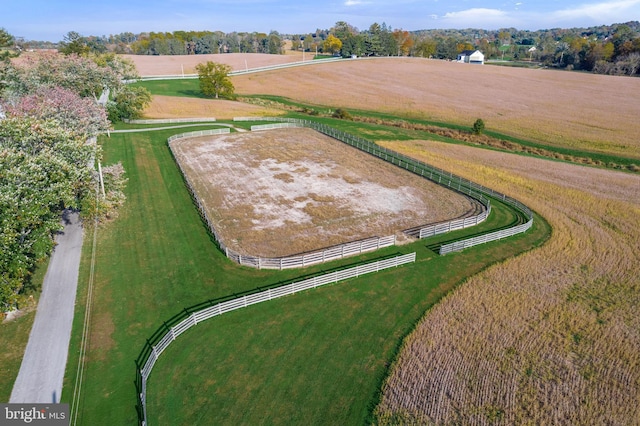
[{"left": 170, "top": 128, "right": 475, "bottom": 257}]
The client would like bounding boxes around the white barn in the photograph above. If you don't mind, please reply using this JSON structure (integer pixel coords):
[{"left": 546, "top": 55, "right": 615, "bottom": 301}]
[{"left": 457, "top": 50, "right": 485, "bottom": 65}]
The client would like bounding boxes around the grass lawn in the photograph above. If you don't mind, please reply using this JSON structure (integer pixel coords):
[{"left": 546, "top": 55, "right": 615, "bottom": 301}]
[
  {"left": 61, "top": 120, "right": 548, "bottom": 425},
  {"left": 146, "top": 214, "right": 548, "bottom": 425}
]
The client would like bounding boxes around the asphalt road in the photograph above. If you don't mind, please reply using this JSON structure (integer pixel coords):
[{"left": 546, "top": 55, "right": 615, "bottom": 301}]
[{"left": 10, "top": 211, "right": 83, "bottom": 404}]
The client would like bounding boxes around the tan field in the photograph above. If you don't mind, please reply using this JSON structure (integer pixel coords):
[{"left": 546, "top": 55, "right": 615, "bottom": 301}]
[
  {"left": 231, "top": 57, "right": 640, "bottom": 159},
  {"left": 374, "top": 139, "right": 640, "bottom": 424},
  {"left": 143, "top": 95, "right": 285, "bottom": 120},
  {"left": 123, "top": 52, "right": 305, "bottom": 76}
]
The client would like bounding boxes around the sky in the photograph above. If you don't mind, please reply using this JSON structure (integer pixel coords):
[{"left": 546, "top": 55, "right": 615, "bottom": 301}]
[{"left": 3, "top": 0, "right": 640, "bottom": 42}]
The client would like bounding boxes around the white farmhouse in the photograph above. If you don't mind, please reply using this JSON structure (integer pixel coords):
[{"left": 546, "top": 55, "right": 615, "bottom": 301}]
[{"left": 457, "top": 50, "right": 485, "bottom": 65}]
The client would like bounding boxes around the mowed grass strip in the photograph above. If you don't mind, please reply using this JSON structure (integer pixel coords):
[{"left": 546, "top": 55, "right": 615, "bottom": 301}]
[{"left": 62, "top": 123, "right": 547, "bottom": 425}]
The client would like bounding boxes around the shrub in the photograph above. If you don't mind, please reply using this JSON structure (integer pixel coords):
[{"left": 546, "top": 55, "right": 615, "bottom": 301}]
[
  {"left": 473, "top": 118, "right": 485, "bottom": 135},
  {"left": 332, "top": 108, "right": 353, "bottom": 120}
]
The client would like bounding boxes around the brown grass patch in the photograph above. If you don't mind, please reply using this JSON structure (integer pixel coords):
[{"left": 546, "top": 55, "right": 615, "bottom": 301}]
[
  {"left": 232, "top": 58, "right": 640, "bottom": 159},
  {"left": 143, "top": 95, "right": 285, "bottom": 120},
  {"left": 170, "top": 128, "right": 477, "bottom": 257},
  {"left": 375, "top": 140, "right": 640, "bottom": 424}
]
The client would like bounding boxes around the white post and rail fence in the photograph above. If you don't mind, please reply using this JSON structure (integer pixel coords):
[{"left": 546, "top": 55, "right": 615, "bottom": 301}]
[{"left": 134, "top": 252, "right": 416, "bottom": 426}]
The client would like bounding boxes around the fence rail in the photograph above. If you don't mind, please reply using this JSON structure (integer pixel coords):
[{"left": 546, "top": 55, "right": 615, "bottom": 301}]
[
  {"left": 169, "top": 118, "right": 531, "bottom": 265},
  {"left": 124, "top": 118, "right": 217, "bottom": 124},
  {"left": 138, "top": 57, "right": 347, "bottom": 81},
  {"left": 234, "top": 117, "right": 533, "bottom": 255},
  {"left": 135, "top": 252, "right": 416, "bottom": 425},
  {"left": 167, "top": 128, "right": 230, "bottom": 143}
]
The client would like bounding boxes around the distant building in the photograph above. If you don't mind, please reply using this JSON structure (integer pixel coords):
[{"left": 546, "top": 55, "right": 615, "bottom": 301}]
[{"left": 457, "top": 50, "right": 485, "bottom": 65}]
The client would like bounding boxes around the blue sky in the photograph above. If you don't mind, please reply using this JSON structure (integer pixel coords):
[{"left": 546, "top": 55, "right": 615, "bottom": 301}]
[{"left": 4, "top": 0, "right": 640, "bottom": 41}]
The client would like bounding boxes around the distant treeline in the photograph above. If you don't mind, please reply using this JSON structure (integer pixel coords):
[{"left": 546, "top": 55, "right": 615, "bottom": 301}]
[{"left": 18, "top": 20, "right": 640, "bottom": 76}]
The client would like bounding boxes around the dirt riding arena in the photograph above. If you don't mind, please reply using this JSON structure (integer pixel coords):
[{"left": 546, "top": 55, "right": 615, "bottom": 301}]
[{"left": 170, "top": 128, "right": 476, "bottom": 257}]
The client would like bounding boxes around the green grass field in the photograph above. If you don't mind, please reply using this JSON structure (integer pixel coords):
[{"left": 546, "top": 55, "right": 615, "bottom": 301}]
[{"left": 58, "top": 118, "right": 548, "bottom": 425}]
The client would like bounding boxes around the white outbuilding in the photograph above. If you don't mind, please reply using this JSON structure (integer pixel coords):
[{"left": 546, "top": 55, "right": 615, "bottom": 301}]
[{"left": 457, "top": 50, "right": 485, "bottom": 65}]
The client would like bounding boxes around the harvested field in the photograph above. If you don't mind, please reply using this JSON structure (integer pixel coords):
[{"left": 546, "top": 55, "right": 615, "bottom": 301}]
[
  {"left": 123, "top": 52, "right": 304, "bottom": 76},
  {"left": 375, "top": 139, "right": 640, "bottom": 424},
  {"left": 143, "top": 95, "right": 284, "bottom": 120},
  {"left": 170, "top": 128, "right": 477, "bottom": 257},
  {"left": 231, "top": 57, "right": 640, "bottom": 159}
]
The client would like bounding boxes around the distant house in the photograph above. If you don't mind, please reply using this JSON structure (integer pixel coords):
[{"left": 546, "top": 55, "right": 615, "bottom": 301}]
[{"left": 457, "top": 50, "right": 484, "bottom": 65}]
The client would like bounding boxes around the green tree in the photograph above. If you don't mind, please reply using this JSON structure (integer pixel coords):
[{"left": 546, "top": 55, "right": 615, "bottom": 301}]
[
  {"left": 473, "top": 118, "right": 485, "bottom": 135},
  {"left": 415, "top": 37, "right": 437, "bottom": 58},
  {"left": 107, "top": 85, "right": 151, "bottom": 122},
  {"left": 195, "top": 61, "right": 235, "bottom": 99},
  {"left": 58, "top": 31, "right": 90, "bottom": 56},
  {"left": 0, "top": 28, "right": 16, "bottom": 61},
  {"left": 0, "top": 118, "right": 96, "bottom": 310}
]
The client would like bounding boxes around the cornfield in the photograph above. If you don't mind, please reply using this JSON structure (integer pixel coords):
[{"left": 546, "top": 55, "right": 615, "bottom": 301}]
[{"left": 374, "top": 140, "right": 640, "bottom": 425}]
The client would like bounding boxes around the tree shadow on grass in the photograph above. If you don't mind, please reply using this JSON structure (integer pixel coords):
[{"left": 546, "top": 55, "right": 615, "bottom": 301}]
[{"left": 177, "top": 89, "right": 208, "bottom": 99}]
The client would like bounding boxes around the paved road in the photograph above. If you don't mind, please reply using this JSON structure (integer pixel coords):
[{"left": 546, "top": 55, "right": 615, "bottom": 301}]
[{"left": 10, "top": 211, "right": 83, "bottom": 404}]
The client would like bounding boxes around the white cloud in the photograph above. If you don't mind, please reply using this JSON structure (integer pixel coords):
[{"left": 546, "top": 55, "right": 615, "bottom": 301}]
[
  {"left": 344, "top": 0, "right": 367, "bottom": 6},
  {"left": 440, "top": 8, "right": 518, "bottom": 28},
  {"left": 551, "top": 0, "right": 640, "bottom": 22}
]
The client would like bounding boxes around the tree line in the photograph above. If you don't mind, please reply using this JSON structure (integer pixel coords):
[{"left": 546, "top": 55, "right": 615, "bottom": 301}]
[
  {"left": 0, "top": 28, "right": 148, "bottom": 311},
  {"left": 32, "top": 20, "right": 639, "bottom": 77}
]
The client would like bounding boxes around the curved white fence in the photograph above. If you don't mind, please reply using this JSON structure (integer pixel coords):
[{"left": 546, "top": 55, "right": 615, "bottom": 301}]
[{"left": 135, "top": 252, "right": 416, "bottom": 425}]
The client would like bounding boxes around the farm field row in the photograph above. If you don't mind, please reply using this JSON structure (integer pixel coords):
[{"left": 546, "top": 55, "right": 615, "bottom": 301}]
[
  {"left": 60, "top": 122, "right": 547, "bottom": 425},
  {"left": 6, "top": 55, "right": 636, "bottom": 425}
]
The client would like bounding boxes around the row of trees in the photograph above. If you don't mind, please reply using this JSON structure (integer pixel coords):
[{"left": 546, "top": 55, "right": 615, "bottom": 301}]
[
  {"left": 291, "top": 21, "right": 640, "bottom": 75},
  {"left": 38, "top": 20, "right": 640, "bottom": 75},
  {"left": 0, "top": 28, "right": 147, "bottom": 311},
  {"left": 57, "top": 30, "right": 287, "bottom": 56}
]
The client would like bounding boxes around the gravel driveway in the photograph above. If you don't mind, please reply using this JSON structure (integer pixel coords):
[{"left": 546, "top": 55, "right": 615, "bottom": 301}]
[{"left": 10, "top": 211, "right": 83, "bottom": 403}]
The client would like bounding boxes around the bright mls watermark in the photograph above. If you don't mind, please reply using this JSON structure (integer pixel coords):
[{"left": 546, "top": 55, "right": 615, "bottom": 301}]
[{"left": 0, "top": 404, "right": 68, "bottom": 425}]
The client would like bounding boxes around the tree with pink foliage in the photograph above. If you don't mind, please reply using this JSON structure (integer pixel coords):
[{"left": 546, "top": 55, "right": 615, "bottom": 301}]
[
  {"left": 2, "top": 86, "right": 109, "bottom": 137},
  {"left": 3, "top": 51, "right": 120, "bottom": 98}
]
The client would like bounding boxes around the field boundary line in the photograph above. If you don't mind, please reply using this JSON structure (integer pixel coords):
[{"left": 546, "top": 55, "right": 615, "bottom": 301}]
[{"left": 134, "top": 252, "right": 416, "bottom": 426}]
